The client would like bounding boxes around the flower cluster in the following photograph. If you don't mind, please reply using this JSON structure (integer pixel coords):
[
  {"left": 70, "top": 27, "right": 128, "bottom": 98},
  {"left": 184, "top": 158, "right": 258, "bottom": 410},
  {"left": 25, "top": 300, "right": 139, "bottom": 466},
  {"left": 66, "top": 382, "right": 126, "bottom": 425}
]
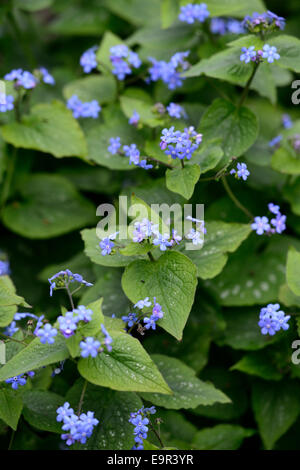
[
  {"left": 0, "top": 94, "right": 14, "bottom": 113},
  {"left": 48, "top": 269, "right": 93, "bottom": 297},
  {"left": 67, "top": 95, "right": 101, "bottom": 119},
  {"left": 6, "top": 371, "right": 35, "bottom": 390},
  {"left": 242, "top": 11, "right": 285, "bottom": 33},
  {"left": 230, "top": 162, "right": 250, "bottom": 181},
  {"left": 148, "top": 51, "right": 190, "bottom": 90},
  {"left": 178, "top": 3, "right": 210, "bottom": 24},
  {"left": 122, "top": 297, "right": 164, "bottom": 332},
  {"left": 129, "top": 406, "right": 157, "bottom": 450},
  {"left": 131, "top": 218, "right": 182, "bottom": 251},
  {"left": 58, "top": 306, "right": 93, "bottom": 338},
  {"left": 5, "top": 311, "right": 44, "bottom": 337},
  {"left": 210, "top": 17, "right": 245, "bottom": 35},
  {"left": 0, "top": 259, "right": 10, "bottom": 276},
  {"left": 186, "top": 216, "right": 206, "bottom": 246},
  {"left": 80, "top": 324, "right": 112, "bottom": 358},
  {"left": 258, "top": 303, "right": 290, "bottom": 336},
  {"left": 160, "top": 126, "right": 202, "bottom": 160},
  {"left": 107, "top": 138, "right": 153, "bottom": 170},
  {"left": 36, "top": 323, "right": 58, "bottom": 344},
  {"left": 4, "top": 67, "right": 55, "bottom": 89},
  {"left": 240, "top": 44, "right": 280, "bottom": 64},
  {"left": 56, "top": 402, "right": 99, "bottom": 446},
  {"left": 109, "top": 45, "right": 141, "bottom": 80},
  {"left": 80, "top": 46, "right": 98, "bottom": 73},
  {"left": 251, "top": 203, "right": 286, "bottom": 235}
]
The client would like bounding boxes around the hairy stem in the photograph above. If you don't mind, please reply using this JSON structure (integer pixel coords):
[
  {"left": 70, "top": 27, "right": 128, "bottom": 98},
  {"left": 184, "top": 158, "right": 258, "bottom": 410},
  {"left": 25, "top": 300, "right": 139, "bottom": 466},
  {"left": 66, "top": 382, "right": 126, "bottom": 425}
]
[{"left": 77, "top": 380, "right": 88, "bottom": 416}]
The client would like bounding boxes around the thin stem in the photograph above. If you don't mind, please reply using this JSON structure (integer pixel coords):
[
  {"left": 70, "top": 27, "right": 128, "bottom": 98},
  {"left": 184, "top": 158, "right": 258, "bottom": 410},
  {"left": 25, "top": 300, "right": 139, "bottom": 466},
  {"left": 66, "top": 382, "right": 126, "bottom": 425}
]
[
  {"left": 0, "top": 146, "right": 18, "bottom": 210},
  {"left": 8, "top": 429, "right": 15, "bottom": 450},
  {"left": 238, "top": 62, "right": 260, "bottom": 108},
  {"left": 77, "top": 380, "right": 88, "bottom": 416},
  {"left": 0, "top": 333, "right": 27, "bottom": 346},
  {"left": 147, "top": 251, "right": 155, "bottom": 262},
  {"left": 221, "top": 176, "right": 253, "bottom": 219},
  {"left": 141, "top": 155, "right": 175, "bottom": 170},
  {"left": 148, "top": 420, "right": 164, "bottom": 449},
  {"left": 65, "top": 285, "right": 75, "bottom": 310},
  {"left": 180, "top": 160, "right": 185, "bottom": 169}
]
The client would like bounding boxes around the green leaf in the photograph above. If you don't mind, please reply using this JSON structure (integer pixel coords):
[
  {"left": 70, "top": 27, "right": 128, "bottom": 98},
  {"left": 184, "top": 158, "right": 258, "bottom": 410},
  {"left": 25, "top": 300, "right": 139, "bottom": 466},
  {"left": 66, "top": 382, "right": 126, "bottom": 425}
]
[
  {"left": 231, "top": 351, "right": 282, "bottom": 381},
  {"left": 81, "top": 228, "right": 145, "bottom": 268},
  {"left": 279, "top": 284, "right": 300, "bottom": 308},
  {"left": 0, "top": 389, "right": 23, "bottom": 430},
  {"left": 166, "top": 165, "right": 200, "bottom": 200},
  {"left": 160, "top": 0, "right": 179, "bottom": 28},
  {"left": 96, "top": 31, "right": 127, "bottom": 71},
  {"left": 85, "top": 106, "right": 142, "bottom": 170},
  {"left": 252, "top": 380, "right": 300, "bottom": 449},
  {"left": 49, "top": 4, "right": 109, "bottom": 36},
  {"left": 200, "top": 99, "right": 258, "bottom": 163},
  {"left": 184, "top": 48, "right": 252, "bottom": 85},
  {"left": 286, "top": 246, "right": 300, "bottom": 296},
  {"left": 193, "top": 143, "right": 223, "bottom": 174},
  {"left": 192, "top": 424, "right": 254, "bottom": 450},
  {"left": 0, "top": 276, "right": 29, "bottom": 327},
  {"left": 122, "top": 251, "right": 198, "bottom": 340},
  {"left": 101, "top": 0, "right": 160, "bottom": 27},
  {"left": 14, "top": 0, "right": 53, "bottom": 11},
  {"left": 178, "top": 221, "right": 251, "bottom": 279},
  {"left": 272, "top": 146, "right": 300, "bottom": 175},
  {"left": 204, "top": 0, "right": 265, "bottom": 17},
  {"left": 218, "top": 308, "right": 278, "bottom": 351},
  {"left": 66, "top": 380, "right": 143, "bottom": 450},
  {"left": 2, "top": 174, "right": 96, "bottom": 239},
  {"left": 269, "top": 35, "right": 300, "bottom": 74},
  {"left": 140, "top": 355, "right": 230, "bottom": 409},
  {"left": 1, "top": 101, "right": 87, "bottom": 158},
  {"left": 22, "top": 390, "right": 65, "bottom": 433},
  {"left": 204, "top": 240, "right": 286, "bottom": 305},
  {"left": 284, "top": 178, "right": 300, "bottom": 214},
  {"left": 63, "top": 76, "right": 116, "bottom": 105},
  {"left": 78, "top": 331, "right": 171, "bottom": 394},
  {"left": 120, "top": 88, "right": 163, "bottom": 128},
  {"left": 0, "top": 335, "right": 69, "bottom": 382}
]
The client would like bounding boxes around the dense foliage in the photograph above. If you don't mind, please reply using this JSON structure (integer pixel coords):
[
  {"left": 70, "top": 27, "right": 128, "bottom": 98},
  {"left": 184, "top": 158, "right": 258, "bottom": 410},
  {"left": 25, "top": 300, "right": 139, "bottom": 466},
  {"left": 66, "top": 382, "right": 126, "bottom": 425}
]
[{"left": 1, "top": 0, "right": 300, "bottom": 451}]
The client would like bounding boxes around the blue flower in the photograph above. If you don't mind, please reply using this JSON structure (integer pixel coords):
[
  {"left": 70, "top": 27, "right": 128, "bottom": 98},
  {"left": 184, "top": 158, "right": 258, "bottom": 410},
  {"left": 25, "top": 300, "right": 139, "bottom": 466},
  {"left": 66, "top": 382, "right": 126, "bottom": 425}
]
[
  {"left": 48, "top": 269, "right": 93, "bottom": 296},
  {"left": 39, "top": 67, "right": 55, "bottom": 85},
  {"left": 108, "top": 136, "right": 122, "bottom": 154},
  {"left": 99, "top": 237, "right": 115, "bottom": 256},
  {"left": 6, "top": 374, "right": 27, "bottom": 390},
  {"left": 134, "top": 297, "right": 152, "bottom": 309},
  {"left": 0, "top": 94, "right": 14, "bottom": 113},
  {"left": 251, "top": 216, "right": 270, "bottom": 235},
  {"left": 122, "top": 312, "right": 138, "bottom": 328},
  {"left": 110, "top": 45, "right": 141, "bottom": 80},
  {"left": 73, "top": 305, "right": 93, "bottom": 323},
  {"left": 148, "top": 51, "right": 189, "bottom": 90},
  {"left": 153, "top": 233, "right": 172, "bottom": 251},
  {"left": 179, "top": 3, "right": 210, "bottom": 23},
  {"left": 123, "top": 144, "right": 140, "bottom": 165},
  {"left": 210, "top": 18, "right": 227, "bottom": 35},
  {"left": 271, "top": 214, "right": 286, "bottom": 234},
  {"left": 230, "top": 162, "right": 250, "bottom": 181},
  {"left": 36, "top": 323, "right": 58, "bottom": 344},
  {"left": 80, "top": 46, "right": 98, "bottom": 73},
  {"left": 58, "top": 312, "right": 79, "bottom": 338},
  {"left": 0, "top": 260, "right": 10, "bottom": 276},
  {"left": 282, "top": 114, "right": 293, "bottom": 129},
  {"left": 80, "top": 337, "right": 101, "bottom": 358},
  {"left": 186, "top": 228, "right": 204, "bottom": 245},
  {"left": 67, "top": 95, "right": 101, "bottom": 118},
  {"left": 266, "top": 10, "right": 285, "bottom": 30},
  {"left": 240, "top": 46, "right": 256, "bottom": 63},
  {"left": 269, "top": 135, "right": 282, "bottom": 147},
  {"left": 4, "top": 321, "right": 19, "bottom": 336},
  {"left": 129, "top": 406, "right": 156, "bottom": 450},
  {"left": 268, "top": 203, "right": 280, "bottom": 215},
  {"left": 57, "top": 403, "right": 99, "bottom": 446},
  {"left": 18, "top": 71, "right": 37, "bottom": 89},
  {"left": 262, "top": 44, "right": 280, "bottom": 63},
  {"left": 166, "top": 102, "right": 185, "bottom": 119},
  {"left": 129, "top": 110, "right": 140, "bottom": 126},
  {"left": 101, "top": 324, "right": 113, "bottom": 352},
  {"left": 258, "top": 303, "right": 290, "bottom": 335},
  {"left": 4, "top": 69, "right": 23, "bottom": 81},
  {"left": 160, "top": 126, "right": 202, "bottom": 160},
  {"left": 226, "top": 19, "right": 245, "bottom": 34}
]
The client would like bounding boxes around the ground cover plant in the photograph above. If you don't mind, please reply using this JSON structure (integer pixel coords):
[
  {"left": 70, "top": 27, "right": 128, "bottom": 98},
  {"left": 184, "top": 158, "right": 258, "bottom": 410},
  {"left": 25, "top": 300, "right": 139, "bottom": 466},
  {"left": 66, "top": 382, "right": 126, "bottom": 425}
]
[{"left": 1, "top": 0, "right": 300, "bottom": 451}]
